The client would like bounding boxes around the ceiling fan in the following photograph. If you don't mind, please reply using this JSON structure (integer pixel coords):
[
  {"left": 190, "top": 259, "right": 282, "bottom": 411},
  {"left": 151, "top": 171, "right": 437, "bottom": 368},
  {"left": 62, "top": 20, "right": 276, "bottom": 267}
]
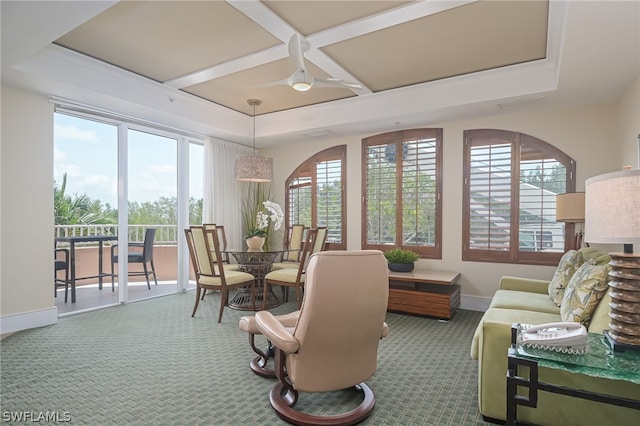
[{"left": 260, "top": 33, "right": 362, "bottom": 92}]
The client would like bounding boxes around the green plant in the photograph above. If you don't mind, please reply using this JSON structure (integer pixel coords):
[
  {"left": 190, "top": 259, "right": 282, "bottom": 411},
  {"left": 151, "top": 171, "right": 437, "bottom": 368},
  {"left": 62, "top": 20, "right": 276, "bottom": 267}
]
[{"left": 384, "top": 248, "right": 420, "bottom": 264}]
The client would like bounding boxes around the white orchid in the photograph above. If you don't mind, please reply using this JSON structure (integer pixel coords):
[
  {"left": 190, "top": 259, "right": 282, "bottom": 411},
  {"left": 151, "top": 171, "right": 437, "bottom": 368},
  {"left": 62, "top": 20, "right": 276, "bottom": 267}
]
[
  {"left": 244, "top": 200, "right": 284, "bottom": 238},
  {"left": 263, "top": 200, "right": 284, "bottom": 231}
]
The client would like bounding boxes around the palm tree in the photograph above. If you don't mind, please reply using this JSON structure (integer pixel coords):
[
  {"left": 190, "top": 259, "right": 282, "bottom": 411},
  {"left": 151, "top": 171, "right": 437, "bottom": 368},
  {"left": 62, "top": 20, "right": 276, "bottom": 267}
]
[{"left": 54, "top": 173, "right": 108, "bottom": 225}]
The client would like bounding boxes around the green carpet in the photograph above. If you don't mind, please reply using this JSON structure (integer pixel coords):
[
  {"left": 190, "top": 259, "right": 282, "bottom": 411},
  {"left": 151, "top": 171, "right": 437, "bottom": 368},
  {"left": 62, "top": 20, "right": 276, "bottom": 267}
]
[{"left": 1, "top": 291, "right": 491, "bottom": 425}]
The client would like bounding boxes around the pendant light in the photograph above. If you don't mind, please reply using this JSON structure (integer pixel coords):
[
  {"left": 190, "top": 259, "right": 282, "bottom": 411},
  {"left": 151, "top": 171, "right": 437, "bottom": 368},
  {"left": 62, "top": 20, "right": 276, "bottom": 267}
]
[{"left": 235, "top": 99, "right": 273, "bottom": 182}]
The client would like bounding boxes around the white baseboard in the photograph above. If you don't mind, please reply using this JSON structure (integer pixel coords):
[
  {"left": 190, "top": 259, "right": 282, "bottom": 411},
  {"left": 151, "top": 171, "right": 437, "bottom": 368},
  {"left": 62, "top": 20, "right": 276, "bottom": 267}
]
[
  {"left": 1, "top": 307, "right": 58, "bottom": 335},
  {"left": 461, "top": 295, "right": 491, "bottom": 312}
]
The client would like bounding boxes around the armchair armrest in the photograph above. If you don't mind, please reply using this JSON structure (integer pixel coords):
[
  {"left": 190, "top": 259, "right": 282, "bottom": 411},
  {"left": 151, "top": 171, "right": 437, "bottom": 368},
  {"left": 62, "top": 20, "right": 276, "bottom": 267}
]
[
  {"left": 255, "top": 311, "right": 300, "bottom": 354},
  {"left": 499, "top": 276, "right": 550, "bottom": 294},
  {"left": 239, "top": 310, "right": 300, "bottom": 334}
]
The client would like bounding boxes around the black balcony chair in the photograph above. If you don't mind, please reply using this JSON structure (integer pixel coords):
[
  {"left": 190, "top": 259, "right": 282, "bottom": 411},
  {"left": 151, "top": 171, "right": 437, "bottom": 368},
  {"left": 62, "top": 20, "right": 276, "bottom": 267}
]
[
  {"left": 110, "top": 228, "right": 158, "bottom": 290},
  {"left": 54, "top": 248, "right": 70, "bottom": 302}
]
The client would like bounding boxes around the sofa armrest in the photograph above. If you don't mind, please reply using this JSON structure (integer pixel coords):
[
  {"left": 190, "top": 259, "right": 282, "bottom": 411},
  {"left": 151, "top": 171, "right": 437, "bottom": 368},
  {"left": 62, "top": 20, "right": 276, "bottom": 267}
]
[{"left": 499, "top": 276, "right": 550, "bottom": 294}]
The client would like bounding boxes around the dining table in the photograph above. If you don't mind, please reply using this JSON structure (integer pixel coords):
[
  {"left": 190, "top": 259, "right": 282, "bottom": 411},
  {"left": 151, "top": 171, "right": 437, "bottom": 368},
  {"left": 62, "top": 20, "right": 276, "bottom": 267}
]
[
  {"left": 224, "top": 249, "right": 284, "bottom": 311},
  {"left": 55, "top": 235, "right": 118, "bottom": 303}
]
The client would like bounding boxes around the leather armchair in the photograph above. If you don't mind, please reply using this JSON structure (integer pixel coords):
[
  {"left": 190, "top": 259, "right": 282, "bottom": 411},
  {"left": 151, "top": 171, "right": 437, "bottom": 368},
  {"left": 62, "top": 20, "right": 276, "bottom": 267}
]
[{"left": 251, "top": 250, "right": 390, "bottom": 425}]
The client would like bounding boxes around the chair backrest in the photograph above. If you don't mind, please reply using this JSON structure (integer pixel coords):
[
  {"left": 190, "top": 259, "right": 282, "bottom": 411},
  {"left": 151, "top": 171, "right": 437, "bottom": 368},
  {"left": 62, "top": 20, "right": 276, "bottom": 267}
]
[
  {"left": 184, "top": 226, "right": 223, "bottom": 280},
  {"left": 310, "top": 226, "right": 328, "bottom": 255},
  {"left": 285, "top": 224, "right": 308, "bottom": 262},
  {"left": 295, "top": 227, "right": 319, "bottom": 280},
  {"left": 142, "top": 228, "right": 156, "bottom": 261},
  {"left": 203, "top": 224, "right": 228, "bottom": 263},
  {"left": 289, "top": 250, "right": 389, "bottom": 392}
]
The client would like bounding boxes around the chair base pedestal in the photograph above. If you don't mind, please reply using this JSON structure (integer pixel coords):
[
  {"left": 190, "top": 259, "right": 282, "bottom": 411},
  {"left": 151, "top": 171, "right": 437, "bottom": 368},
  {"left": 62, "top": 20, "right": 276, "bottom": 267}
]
[
  {"left": 250, "top": 355, "right": 276, "bottom": 378},
  {"left": 269, "top": 382, "right": 375, "bottom": 426}
]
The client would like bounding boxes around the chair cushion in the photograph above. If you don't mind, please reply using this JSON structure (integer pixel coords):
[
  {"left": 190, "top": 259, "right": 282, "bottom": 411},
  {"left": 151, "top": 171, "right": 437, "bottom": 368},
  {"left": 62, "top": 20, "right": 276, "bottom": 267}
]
[
  {"left": 54, "top": 260, "right": 67, "bottom": 270},
  {"left": 265, "top": 268, "right": 304, "bottom": 283},
  {"left": 548, "top": 249, "right": 583, "bottom": 306},
  {"left": 560, "top": 259, "right": 610, "bottom": 326},
  {"left": 199, "top": 270, "right": 254, "bottom": 286},
  {"left": 270, "top": 261, "right": 300, "bottom": 271}
]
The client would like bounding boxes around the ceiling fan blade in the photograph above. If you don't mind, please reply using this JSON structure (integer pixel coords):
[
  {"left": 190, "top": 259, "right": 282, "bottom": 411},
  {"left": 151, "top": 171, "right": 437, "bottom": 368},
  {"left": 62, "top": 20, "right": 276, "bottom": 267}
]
[
  {"left": 314, "top": 77, "right": 362, "bottom": 89},
  {"left": 288, "top": 33, "right": 309, "bottom": 71}
]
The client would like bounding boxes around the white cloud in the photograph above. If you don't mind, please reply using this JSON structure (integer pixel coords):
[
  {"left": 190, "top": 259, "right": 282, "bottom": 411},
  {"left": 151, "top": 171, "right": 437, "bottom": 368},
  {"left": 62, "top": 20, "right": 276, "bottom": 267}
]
[
  {"left": 54, "top": 146, "right": 67, "bottom": 162},
  {"left": 148, "top": 164, "right": 176, "bottom": 174},
  {"left": 54, "top": 123, "right": 99, "bottom": 142}
]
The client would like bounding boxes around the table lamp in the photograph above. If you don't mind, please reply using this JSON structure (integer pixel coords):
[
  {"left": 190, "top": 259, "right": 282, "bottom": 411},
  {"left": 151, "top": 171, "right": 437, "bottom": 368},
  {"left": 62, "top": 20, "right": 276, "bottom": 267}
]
[
  {"left": 585, "top": 168, "right": 640, "bottom": 351},
  {"left": 556, "top": 192, "right": 585, "bottom": 250}
]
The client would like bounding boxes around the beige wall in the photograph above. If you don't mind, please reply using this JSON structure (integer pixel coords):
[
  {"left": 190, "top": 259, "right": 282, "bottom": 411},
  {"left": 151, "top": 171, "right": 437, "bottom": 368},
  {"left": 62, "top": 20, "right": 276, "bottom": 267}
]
[
  {"left": 618, "top": 74, "right": 640, "bottom": 168},
  {"left": 1, "top": 87, "right": 57, "bottom": 331},
  {"left": 262, "top": 83, "right": 639, "bottom": 303},
  {"left": 1, "top": 73, "right": 638, "bottom": 332}
]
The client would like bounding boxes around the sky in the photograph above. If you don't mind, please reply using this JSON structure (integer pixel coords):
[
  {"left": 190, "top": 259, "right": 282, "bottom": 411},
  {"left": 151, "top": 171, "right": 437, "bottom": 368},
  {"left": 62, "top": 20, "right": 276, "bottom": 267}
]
[{"left": 54, "top": 113, "right": 203, "bottom": 206}]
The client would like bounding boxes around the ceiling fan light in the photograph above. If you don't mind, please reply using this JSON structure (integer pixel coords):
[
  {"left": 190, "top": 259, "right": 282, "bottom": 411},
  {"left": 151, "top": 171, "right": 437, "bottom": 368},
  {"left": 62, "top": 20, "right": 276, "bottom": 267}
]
[
  {"left": 292, "top": 82, "right": 311, "bottom": 91},
  {"left": 289, "top": 70, "right": 313, "bottom": 91}
]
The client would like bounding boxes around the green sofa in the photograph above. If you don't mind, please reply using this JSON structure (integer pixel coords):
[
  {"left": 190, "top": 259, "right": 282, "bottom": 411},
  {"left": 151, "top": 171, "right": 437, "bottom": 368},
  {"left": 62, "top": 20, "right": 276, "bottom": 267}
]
[{"left": 470, "top": 247, "right": 640, "bottom": 425}]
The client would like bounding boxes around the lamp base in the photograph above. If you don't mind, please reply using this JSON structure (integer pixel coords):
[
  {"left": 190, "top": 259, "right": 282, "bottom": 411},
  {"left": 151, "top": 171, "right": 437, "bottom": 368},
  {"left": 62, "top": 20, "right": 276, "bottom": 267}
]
[
  {"left": 604, "top": 330, "right": 640, "bottom": 352},
  {"left": 605, "top": 253, "right": 640, "bottom": 352}
]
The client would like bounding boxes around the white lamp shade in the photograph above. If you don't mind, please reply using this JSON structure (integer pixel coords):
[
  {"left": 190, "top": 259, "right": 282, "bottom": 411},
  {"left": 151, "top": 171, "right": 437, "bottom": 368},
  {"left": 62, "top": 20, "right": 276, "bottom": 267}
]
[
  {"left": 585, "top": 169, "right": 640, "bottom": 244},
  {"left": 235, "top": 154, "right": 273, "bottom": 182},
  {"left": 556, "top": 192, "right": 585, "bottom": 222}
]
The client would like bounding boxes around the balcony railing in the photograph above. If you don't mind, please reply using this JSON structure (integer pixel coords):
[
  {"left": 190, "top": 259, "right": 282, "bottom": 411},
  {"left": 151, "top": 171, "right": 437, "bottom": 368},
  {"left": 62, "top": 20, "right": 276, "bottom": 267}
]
[
  {"left": 55, "top": 224, "right": 179, "bottom": 246},
  {"left": 54, "top": 224, "right": 183, "bottom": 287}
]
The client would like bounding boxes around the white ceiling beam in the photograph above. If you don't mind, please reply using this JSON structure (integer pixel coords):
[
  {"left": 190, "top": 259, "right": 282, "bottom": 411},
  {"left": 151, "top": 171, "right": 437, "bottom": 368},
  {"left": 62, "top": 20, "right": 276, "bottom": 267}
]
[
  {"left": 307, "top": 0, "right": 478, "bottom": 48},
  {"left": 163, "top": 45, "right": 288, "bottom": 88}
]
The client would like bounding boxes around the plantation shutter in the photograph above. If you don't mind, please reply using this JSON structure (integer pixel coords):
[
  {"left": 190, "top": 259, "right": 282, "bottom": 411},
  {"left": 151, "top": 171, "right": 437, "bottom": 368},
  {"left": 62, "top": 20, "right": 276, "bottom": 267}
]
[
  {"left": 467, "top": 140, "right": 513, "bottom": 256},
  {"left": 363, "top": 129, "right": 442, "bottom": 258},
  {"left": 285, "top": 146, "right": 346, "bottom": 249},
  {"left": 463, "top": 129, "right": 575, "bottom": 265},
  {"left": 316, "top": 159, "right": 343, "bottom": 244}
]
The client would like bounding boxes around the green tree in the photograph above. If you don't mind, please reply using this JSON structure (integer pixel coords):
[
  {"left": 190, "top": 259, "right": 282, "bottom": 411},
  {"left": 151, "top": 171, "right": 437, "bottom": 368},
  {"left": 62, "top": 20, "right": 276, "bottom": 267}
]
[{"left": 54, "top": 173, "right": 112, "bottom": 225}]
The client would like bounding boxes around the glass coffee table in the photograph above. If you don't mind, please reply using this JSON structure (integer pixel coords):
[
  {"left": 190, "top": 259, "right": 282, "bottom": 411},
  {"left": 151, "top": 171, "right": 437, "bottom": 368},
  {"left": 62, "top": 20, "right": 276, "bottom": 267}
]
[{"left": 506, "top": 323, "right": 640, "bottom": 425}]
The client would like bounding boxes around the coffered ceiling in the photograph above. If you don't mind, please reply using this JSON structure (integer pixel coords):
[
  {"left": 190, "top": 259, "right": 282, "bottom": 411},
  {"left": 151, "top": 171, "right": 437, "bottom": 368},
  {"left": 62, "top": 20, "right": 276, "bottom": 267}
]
[
  {"left": 2, "top": 1, "right": 639, "bottom": 147},
  {"left": 52, "top": 0, "right": 547, "bottom": 115}
]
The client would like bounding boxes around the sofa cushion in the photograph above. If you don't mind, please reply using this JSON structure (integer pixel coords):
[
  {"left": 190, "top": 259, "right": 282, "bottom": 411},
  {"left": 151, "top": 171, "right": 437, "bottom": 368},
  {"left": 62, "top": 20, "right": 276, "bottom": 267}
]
[
  {"left": 489, "top": 290, "right": 560, "bottom": 314},
  {"left": 560, "top": 259, "right": 610, "bottom": 326},
  {"left": 471, "top": 308, "right": 561, "bottom": 360},
  {"left": 587, "top": 289, "right": 613, "bottom": 334},
  {"left": 548, "top": 249, "right": 583, "bottom": 306}
]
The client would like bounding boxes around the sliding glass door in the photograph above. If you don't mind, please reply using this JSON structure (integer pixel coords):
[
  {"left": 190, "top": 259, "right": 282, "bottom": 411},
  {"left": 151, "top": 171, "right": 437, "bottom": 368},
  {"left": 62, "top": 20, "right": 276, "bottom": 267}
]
[
  {"left": 54, "top": 111, "right": 202, "bottom": 313},
  {"left": 126, "top": 129, "right": 178, "bottom": 301}
]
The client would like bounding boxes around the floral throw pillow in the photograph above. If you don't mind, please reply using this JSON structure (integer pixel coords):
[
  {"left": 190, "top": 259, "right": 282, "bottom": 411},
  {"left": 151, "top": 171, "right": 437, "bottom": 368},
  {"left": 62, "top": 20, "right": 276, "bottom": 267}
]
[
  {"left": 548, "top": 250, "right": 584, "bottom": 306},
  {"left": 560, "top": 259, "right": 611, "bottom": 326}
]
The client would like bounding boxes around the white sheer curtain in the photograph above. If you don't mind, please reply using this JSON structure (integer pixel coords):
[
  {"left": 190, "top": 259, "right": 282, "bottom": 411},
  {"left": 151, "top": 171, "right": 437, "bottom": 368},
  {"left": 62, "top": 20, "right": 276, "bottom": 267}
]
[{"left": 203, "top": 137, "right": 251, "bottom": 248}]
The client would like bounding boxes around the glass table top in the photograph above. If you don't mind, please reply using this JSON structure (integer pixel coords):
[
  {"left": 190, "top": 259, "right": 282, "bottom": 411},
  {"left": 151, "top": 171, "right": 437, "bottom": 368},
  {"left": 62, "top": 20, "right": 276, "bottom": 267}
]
[{"left": 513, "top": 325, "right": 640, "bottom": 384}]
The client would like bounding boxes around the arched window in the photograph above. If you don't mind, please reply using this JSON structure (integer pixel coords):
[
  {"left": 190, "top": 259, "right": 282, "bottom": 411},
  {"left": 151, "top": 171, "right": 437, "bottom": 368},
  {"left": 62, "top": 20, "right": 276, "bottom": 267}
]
[
  {"left": 285, "top": 145, "right": 346, "bottom": 250},
  {"left": 362, "top": 129, "right": 443, "bottom": 258},
  {"left": 463, "top": 129, "right": 576, "bottom": 265}
]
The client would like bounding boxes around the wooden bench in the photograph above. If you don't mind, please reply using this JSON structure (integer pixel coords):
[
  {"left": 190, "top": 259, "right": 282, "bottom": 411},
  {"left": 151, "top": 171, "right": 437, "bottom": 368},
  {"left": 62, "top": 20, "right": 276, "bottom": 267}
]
[{"left": 387, "top": 269, "right": 461, "bottom": 320}]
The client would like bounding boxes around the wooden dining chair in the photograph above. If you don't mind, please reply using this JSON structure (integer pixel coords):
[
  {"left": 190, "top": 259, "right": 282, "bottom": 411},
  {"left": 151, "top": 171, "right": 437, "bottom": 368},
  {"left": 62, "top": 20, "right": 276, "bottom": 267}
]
[
  {"left": 312, "top": 226, "right": 329, "bottom": 254},
  {"left": 203, "top": 223, "right": 233, "bottom": 264},
  {"left": 185, "top": 226, "right": 255, "bottom": 323},
  {"left": 270, "top": 224, "right": 308, "bottom": 271},
  {"left": 263, "top": 227, "right": 322, "bottom": 309}
]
